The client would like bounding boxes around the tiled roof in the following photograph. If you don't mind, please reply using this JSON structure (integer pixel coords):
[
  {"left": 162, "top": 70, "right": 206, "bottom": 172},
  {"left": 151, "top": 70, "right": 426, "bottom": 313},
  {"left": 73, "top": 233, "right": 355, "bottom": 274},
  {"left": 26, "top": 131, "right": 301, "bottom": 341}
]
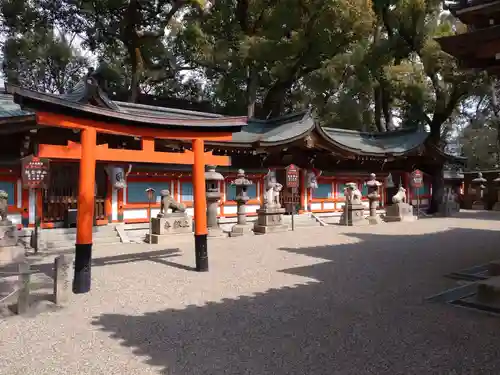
[
  {"left": 0, "top": 89, "right": 34, "bottom": 119},
  {"left": 319, "top": 126, "right": 429, "bottom": 156}
]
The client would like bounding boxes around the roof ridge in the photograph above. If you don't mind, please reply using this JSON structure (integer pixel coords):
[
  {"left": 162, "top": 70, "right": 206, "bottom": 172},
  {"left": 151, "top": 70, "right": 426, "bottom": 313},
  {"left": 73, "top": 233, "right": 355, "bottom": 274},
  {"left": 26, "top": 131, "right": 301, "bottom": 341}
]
[
  {"left": 116, "top": 101, "right": 225, "bottom": 119},
  {"left": 321, "top": 125, "right": 420, "bottom": 136}
]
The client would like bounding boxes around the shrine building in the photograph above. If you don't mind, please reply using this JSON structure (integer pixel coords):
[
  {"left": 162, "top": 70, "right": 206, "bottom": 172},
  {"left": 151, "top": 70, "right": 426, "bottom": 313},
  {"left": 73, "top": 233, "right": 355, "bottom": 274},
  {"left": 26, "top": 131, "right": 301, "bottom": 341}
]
[{"left": 0, "top": 73, "right": 463, "bottom": 232}]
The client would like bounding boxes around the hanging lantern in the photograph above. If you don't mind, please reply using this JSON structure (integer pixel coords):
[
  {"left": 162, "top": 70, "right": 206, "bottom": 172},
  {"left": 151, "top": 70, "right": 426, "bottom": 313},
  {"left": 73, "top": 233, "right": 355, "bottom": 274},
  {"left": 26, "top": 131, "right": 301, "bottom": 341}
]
[{"left": 385, "top": 173, "right": 395, "bottom": 188}]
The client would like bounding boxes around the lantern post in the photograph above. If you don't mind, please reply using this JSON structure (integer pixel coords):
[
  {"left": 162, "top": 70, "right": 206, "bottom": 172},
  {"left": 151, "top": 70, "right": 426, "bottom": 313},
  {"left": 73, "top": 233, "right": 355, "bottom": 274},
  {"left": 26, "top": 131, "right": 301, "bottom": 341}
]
[{"left": 145, "top": 188, "right": 156, "bottom": 244}]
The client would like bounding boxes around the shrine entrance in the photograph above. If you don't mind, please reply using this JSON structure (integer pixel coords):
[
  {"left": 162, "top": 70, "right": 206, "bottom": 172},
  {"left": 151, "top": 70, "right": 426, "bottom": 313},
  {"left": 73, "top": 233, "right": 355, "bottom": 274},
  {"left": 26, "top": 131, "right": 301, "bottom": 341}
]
[
  {"left": 8, "top": 75, "right": 246, "bottom": 295},
  {"left": 42, "top": 162, "right": 107, "bottom": 225}
]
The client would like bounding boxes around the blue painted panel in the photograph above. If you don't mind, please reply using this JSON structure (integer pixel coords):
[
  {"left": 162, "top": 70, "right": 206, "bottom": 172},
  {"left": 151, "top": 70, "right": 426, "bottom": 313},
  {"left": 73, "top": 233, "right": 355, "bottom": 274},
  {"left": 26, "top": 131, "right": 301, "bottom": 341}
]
[
  {"left": 313, "top": 183, "right": 333, "bottom": 199},
  {"left": 0, "top": 181, "right": 15, "bottom": 205},
  {"left": 128, "top": 181, "right": 169, "bottom": 203},
  {"left": 226, "top": 183, "right": 257, "bottom": 201},
  {"left": 181, "top": 182, "right": 194, "bottom": 201},
  {"left": 360, "top": 183, "right": 368, "bottom": 196},
  {"left": 337, "top": 183, "right": 347, "bottom": 197},
  {"left": 415, "top": 183, "right": 429, "bottom": 195}
]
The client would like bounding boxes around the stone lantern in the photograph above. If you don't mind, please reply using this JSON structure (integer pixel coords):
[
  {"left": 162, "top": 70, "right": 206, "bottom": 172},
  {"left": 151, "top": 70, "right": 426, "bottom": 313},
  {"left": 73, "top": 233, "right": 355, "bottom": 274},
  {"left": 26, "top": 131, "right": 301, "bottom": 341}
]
[
  {"left": 229, "top": 169, "right": 253, "bottom": 237},
  {"left": 366, "top": 173, "right": 382, "bottom": 224},
  {"left": 471, "top": 172, "right": 487, "bottom": 210},
  {"left": 205, "top": 165, "right": 224, "bottom": 237}
]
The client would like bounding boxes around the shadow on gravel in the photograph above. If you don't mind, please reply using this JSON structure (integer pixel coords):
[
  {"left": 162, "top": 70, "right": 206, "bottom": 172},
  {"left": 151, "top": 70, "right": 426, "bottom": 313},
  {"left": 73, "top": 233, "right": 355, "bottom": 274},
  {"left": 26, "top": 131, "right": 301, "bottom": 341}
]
[
  {"left": 28, "top": 248, "right": 183, "bottom": 279},
  {"left": 451, "top": 210, "right": 500, "bottom": 221},
  {"left": 92, "top": 228, "right": 500, "bottom": 375}
]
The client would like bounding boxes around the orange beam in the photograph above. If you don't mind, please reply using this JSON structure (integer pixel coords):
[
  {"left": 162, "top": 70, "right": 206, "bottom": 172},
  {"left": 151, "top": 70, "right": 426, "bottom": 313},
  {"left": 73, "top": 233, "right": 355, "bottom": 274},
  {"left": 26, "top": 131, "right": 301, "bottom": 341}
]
[
  {"left": 36, "top": 112, "right": 235, "bottom": 141},
  {"left": 38, "top": 141, "right": 230, "bottom": 166}
]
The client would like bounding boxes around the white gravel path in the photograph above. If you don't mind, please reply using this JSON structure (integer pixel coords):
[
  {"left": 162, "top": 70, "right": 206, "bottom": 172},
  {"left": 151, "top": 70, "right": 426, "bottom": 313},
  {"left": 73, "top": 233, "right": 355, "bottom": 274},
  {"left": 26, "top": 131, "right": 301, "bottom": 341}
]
[{"left": 2, "top": 211, "right": 500, "bottom": 374}]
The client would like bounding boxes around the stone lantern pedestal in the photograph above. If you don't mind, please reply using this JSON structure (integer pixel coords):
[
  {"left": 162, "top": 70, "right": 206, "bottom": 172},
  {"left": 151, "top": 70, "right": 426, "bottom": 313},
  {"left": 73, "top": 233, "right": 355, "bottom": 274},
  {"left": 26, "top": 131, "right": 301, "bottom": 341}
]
[
  {"left": 366, "top": 173, "right": 383, "bottom": 225},
  {"left": 205, "top": 166, "right": 225, "bottom": 237},
  {"left": 230, "top": 169, "right": 253, "bottom": 237},
  {"left": 471, "top": 172, "right": 487, "bottom": 210}
]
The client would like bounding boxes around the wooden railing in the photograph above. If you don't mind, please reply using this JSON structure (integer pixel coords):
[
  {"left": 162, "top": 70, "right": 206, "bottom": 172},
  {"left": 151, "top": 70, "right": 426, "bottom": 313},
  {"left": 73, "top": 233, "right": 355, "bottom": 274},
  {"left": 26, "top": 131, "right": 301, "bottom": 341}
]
[{"left": 43, "top": 196, "right": 106, "bottom": 222}]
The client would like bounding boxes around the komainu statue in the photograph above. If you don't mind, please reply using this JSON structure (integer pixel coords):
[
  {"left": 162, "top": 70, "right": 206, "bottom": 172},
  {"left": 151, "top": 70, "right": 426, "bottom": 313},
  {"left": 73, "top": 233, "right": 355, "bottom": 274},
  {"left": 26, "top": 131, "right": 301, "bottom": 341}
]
[
  {"left": 263, "top": 169, "right": 282, "bottom": 207},
  {"left": 392, "top": 186, "right": 407, "bottom": 204},
  {"left": 344, "top": 183, "right": 362, "bottom": 205},
  {"left": 157, "top": 189, "right": 186, "bottom": 218},
  {"left": 0, "top": 190, "right": 9, "bottom": 223}
]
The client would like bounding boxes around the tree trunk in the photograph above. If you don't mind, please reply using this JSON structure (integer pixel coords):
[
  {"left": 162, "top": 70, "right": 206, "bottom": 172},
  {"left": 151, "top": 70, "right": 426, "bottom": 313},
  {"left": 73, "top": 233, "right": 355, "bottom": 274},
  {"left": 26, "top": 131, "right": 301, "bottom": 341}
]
[
  {"left": 124, "top": 0, "right": 140, "bottom": 103},
  {"left": 261, "top": 79, "right": 293, "bottom": 118},
  {"left": 127, "top": 45, "right": 140, "bottom": 103},
  {"left": 374, "top": 85, "right": 387, "bottom": 132},
  {"left": 381, "top": 82, "right": 393, "bottom": 131},
  {"left": 246, "top": 64, "right": 258, "bottom": 118}
]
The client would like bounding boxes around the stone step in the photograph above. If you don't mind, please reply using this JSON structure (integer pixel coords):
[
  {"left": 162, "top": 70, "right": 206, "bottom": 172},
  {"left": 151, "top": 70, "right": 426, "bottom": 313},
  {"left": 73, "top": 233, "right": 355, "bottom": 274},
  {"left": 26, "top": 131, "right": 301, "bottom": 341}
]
[
  {"left": 42, "top": 234, "right": 121, "bottom": 250},
  {"left": 283, "top": 217, "right": 319, "bottom": 227},
  {"left": 476, "top": 276, "right": 500, "bottom": 306},
  {"left": 39, "top": 225, "right": 117, "bottom": 236},
  {"left": 488, "top": 260, "right": 500, "bottom": 276},
  {"left": 41, "top": 228, "right": 117, "bottom": 242}
]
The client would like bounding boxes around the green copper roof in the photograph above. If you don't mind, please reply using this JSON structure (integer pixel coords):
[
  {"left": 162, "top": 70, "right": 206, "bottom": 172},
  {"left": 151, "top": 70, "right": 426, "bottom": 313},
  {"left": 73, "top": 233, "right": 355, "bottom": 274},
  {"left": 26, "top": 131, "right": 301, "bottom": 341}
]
[
  {"left": 0, "top": 89, "right": 33, "bottom": 119},
  {"left": 226, "top": 112, "right": 315, "bottom": 146},
  {"left": 319, "top": 126, "right": 429, "bottom": 156}
]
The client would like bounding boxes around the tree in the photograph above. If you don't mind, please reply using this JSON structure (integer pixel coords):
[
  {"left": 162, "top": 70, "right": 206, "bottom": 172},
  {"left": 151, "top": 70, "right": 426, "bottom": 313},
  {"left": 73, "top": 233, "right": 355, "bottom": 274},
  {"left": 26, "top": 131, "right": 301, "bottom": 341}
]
[
  {"left": 59, "top": 0, "right": 206, "bottom": 102},
  {"left": 1, "top": 29, "right": 90, "bottom": 94},
  {"left": 175, "top": 0, "right": 375, "bottom": 117}
]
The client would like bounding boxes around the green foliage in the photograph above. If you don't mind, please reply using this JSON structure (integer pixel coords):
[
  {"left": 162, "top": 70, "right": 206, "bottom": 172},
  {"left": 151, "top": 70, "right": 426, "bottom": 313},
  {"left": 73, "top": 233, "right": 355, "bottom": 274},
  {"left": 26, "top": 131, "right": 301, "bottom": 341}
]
[
  {"left": 175, "top": 0, "right": 375, "bottom": 117},
  {"left": 60, "top": 0, "right": 207, "bottom": 101},
  {"left": 461, "top": 126, "right": 499, "bottom": 170},
  {"left": 1, "top": 30, "right": 89, "bottom": 94}
]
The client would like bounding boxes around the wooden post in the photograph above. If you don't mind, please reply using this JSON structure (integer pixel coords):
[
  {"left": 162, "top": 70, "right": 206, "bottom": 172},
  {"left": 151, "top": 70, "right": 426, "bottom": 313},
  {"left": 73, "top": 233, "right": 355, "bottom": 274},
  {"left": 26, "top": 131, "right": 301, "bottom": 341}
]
[
  {"left": 54, "top": 255, "right": 71, "bottom": 305},
  {"left": 192, "top": 139, "right": 208, "bottom": 272},
  {"left": 73, "top": 127, "right": 97, "bottom": 294},
  {"left": 17, "top": 261, "right": 30, "bottom": 315}
]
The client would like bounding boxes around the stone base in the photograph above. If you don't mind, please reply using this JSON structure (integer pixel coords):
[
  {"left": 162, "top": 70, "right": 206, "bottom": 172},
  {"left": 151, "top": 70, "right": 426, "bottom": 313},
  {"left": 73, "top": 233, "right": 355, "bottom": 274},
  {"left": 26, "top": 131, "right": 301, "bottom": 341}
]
[
  {"left": 493, "top": 202, "right": 500, "bottom": 211},
  {"left": 471, "top": 202, "right": 485, "bottom": 210},
  {"left": 384, "top": 202, "right": 416, "bottom": 222},
  {"left": 229, "top": 224, "right": 253, "bottom": 237},
  {"left": 339, "top": 204, "right": 365, "bottom": 226},
  {"left": 366, "top": 215, "right": 383, "bottom": 225},
  {"left": 438, "top": 201, "right": 460, "bottom": 217},
  {"left": 146, "top": 233, "right": 192, "bottom": 244},
  {"left": 151, "top": 214, "right": 192, "bottom": 236},
  {"left": 207, "top": 227, "right": 226, "bottom": 238},
  {"left": 253, "top": 207, "right": 288, "bottom": 235},
  {"left": 476, "top": 276, "right": 500, "bottom": 307},
  {"left": 488, "top": 260, "right": 500, "bottom": 276},
  {"left": 0, "top": 223, "right": 18, "bottom": 248},
  {"left": 253, "top": 224, "right": 289, "bottom": 235}
]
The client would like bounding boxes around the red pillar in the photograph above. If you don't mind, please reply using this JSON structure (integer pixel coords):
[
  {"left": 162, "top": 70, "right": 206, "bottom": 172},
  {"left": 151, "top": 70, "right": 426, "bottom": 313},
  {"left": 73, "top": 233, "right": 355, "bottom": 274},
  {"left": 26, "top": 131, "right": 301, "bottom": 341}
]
[
  {"left": 73, "top": 127, "right": 97, "bottom": 294},
  {"left": 192, "top": 138, "right": 208, "bottom": 271},
  {"left": 105, "top": 177, "right": 112, "bottom": 223}
]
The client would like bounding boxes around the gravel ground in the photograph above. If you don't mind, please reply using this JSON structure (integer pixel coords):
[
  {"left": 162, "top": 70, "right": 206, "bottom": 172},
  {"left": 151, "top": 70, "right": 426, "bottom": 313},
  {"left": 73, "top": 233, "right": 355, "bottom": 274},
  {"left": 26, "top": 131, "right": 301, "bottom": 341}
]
[{"left": 2, "top": 211, "right": 500, "bottom": 374}]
